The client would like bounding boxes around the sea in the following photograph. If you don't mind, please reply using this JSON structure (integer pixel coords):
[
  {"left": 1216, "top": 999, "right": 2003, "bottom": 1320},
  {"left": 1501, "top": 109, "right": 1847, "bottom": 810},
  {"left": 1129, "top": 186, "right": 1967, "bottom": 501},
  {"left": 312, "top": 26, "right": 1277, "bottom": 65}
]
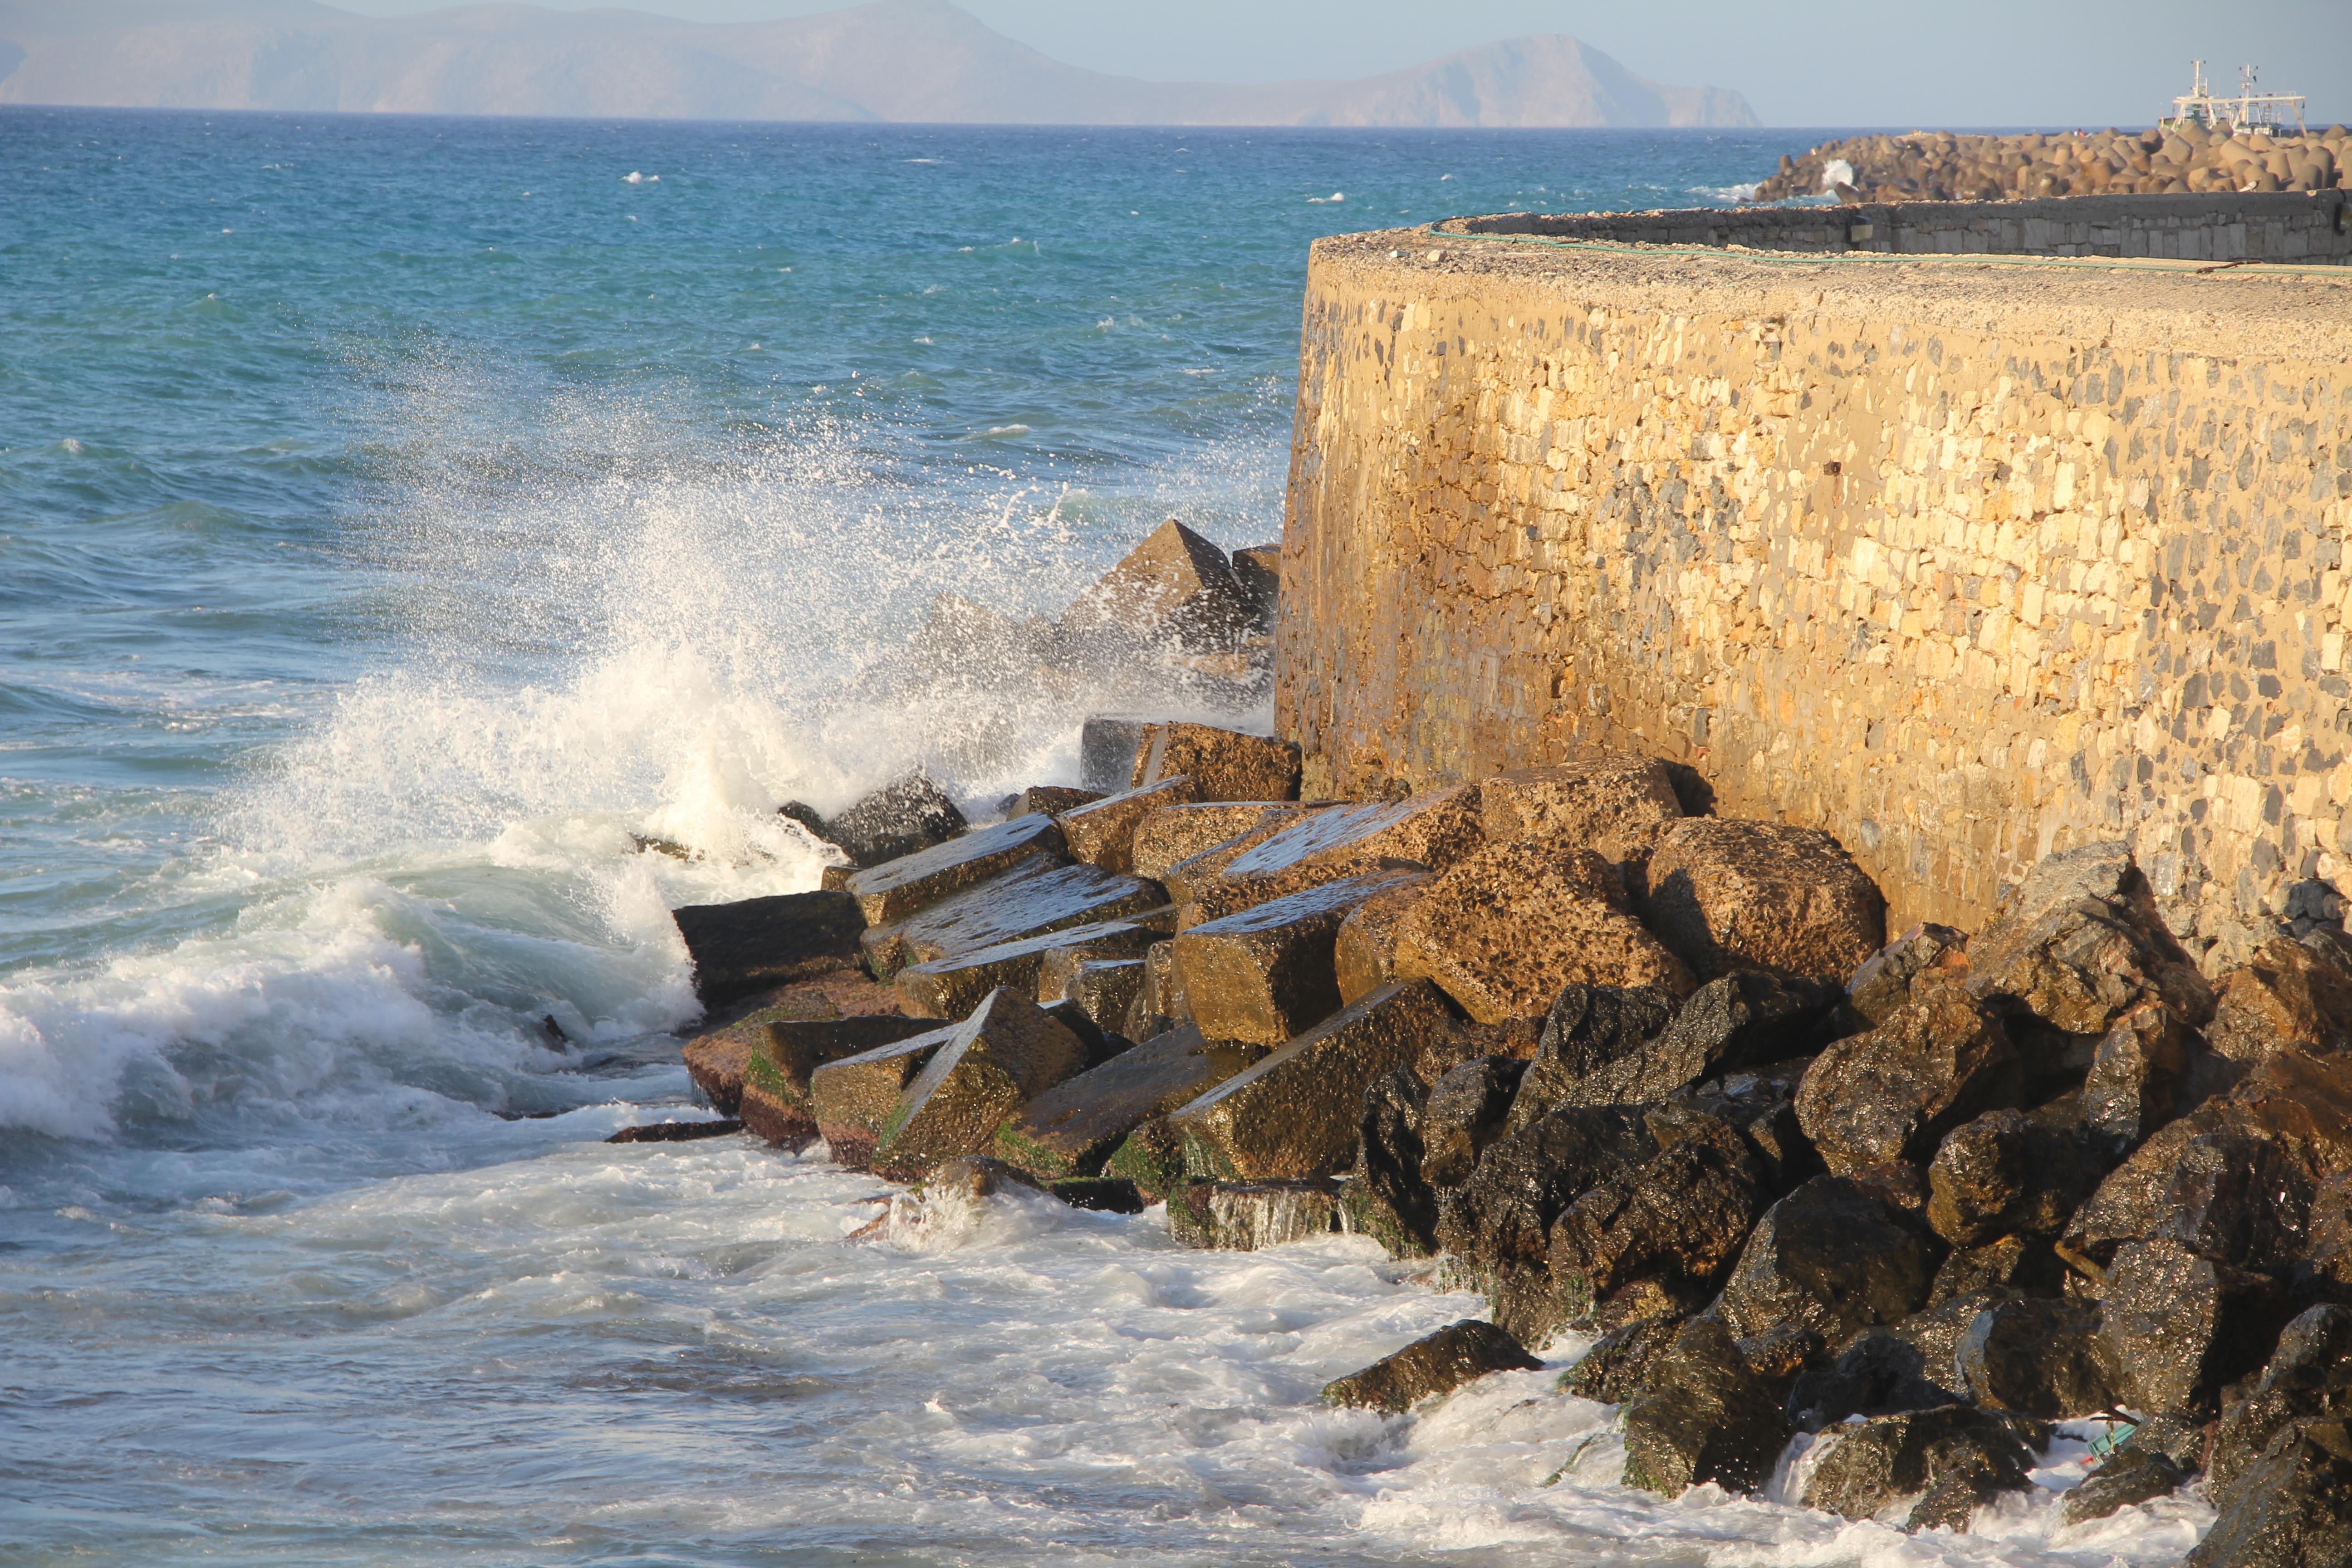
[{"left": 0, "top": 110, "right": 2205, "bottom": 1567}]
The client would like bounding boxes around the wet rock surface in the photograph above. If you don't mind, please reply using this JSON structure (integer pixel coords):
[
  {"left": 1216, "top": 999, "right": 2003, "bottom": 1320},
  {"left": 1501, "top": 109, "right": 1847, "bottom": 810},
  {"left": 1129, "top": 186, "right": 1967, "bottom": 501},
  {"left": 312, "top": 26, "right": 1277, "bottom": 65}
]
[
  {"left": 871, "top": 988, "right": 1090, "bottom": 1181},
  {"left": 1715, "top": 1176, "right": 1937, "bottom": 1346},
  {"left": 1054, "top": 775, "right": 1200, "bottom": 874},
  {"left": 1621, "top": 1318, "right": 1791, "bottom": 1497},
  {"left": 1795, "top": 975, "right": 2020, "bottom": 1175},
  {"left": 1215, "top": 785, "right": 1484, "bottom": 883},
  {"left": 1166, "top": 1176, "right": 1357, "bottom": 1249},
  {"left": 893, "top": 914, "right": 1165, "bottom": 1019},
  {"left": 994, "top": 1023, "right": 1266, "bottom": 1179},
  {"left": 846, "top": 813, "right": 1068, "bottom": 927},
  {"left": 807, "top": 1024, "right": 961, "bottom": 1171},
  {"left": 672, "top": 890, "right": 868, "bottom": 1007},
  {"left": 1796, "top": 1403, "right": 2047, "bottom": 1532},
  {"left": 822, "top": 774, "right": 968, "bottom": 867},
  {"left": 1132, "top": 802, "right": 1302, "bottom": 883},
  {"left": 1333, "top": 876, "right": 1435, "bottom": 1005},
  {"left": 1322, "top": 1320, "right": 1541, "bottom": 1413},
  {"left": 862, "top": 853, "right": 1164, "bottom": 979},
  {"left": 740, "top": 1014, "right": 941, "bottom": 1146}
]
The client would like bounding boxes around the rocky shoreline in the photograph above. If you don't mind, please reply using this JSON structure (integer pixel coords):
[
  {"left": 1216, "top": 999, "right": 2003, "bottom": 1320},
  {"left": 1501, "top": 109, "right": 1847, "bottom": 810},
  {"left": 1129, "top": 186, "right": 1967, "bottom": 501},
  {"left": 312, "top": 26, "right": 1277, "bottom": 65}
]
[
  {"left": 654, "top": 523, "right": 2352, "bottom": 1562},
  {"left": 1749, "top": 125, "right": 2352, "bottom": 204}
]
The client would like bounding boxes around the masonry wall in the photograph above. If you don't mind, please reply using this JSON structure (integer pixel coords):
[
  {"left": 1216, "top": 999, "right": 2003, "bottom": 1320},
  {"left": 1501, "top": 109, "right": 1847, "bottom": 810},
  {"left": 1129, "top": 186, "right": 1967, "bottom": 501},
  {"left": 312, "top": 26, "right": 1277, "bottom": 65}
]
[
  {"left": 1274, "top": 230, "right": 2352, "bottom": 961},
  {"left": 1441, "top": 190, "right": 2352, "bottom": 264}
]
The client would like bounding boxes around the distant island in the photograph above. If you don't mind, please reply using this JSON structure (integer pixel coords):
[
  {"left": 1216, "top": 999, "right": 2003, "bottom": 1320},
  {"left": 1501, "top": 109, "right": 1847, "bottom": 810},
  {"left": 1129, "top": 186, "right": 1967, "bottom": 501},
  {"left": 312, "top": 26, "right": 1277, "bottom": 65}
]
[{"left": 0, "top": 0, "right": 1758, "bottom": 128}]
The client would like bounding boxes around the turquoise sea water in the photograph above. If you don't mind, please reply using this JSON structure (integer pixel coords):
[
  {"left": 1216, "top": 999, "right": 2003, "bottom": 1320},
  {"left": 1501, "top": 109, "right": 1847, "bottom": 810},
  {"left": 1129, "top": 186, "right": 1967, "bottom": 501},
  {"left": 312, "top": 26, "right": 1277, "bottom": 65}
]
[{"left": 0, "top": 111, "right": 2203, "bottom": 1567}]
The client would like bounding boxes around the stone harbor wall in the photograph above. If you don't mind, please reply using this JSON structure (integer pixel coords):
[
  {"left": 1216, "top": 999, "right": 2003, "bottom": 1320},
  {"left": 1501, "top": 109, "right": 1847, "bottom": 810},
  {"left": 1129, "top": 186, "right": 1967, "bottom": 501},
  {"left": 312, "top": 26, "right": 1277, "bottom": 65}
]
[
  {"left": 1441, "top": 191, "right": 2352, "bottom": 266},
  {"left": 1746, "top": 126, "right": 2352, "bottom": 205},
  {"left": 1272, "top": 226, "right": 2352, "bottom": 954}
]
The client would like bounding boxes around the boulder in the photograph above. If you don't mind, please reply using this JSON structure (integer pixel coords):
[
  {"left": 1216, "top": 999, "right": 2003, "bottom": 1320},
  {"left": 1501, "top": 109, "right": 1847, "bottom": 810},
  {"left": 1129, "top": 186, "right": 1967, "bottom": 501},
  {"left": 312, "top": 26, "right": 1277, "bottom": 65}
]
[
  {"left": 1562, "top": 1314, "right": 1685, "bottom": 1404},
  {"left": 1952, "top": 1296, "right": 2117, "bottom": 1418},
  {"left": 738, "top": 1014, "right": 940, "bottom": 1146},
  {"left": 1168, "top": 980, "right": 1457, "bottom": 1179},
  {"left": 1130, "top": 721, "right": 1302, "bottom": 803},
  {"left": 2065, "top": 1107, "right": 2316, "bottom": 1275},
  {"left": 1391, "top": 840, "right": 1697, "bottom": 1023},
  {"left": 1847, "top": 923, "right": 1971, "bottom": 1028},
  {"left": 1322, "top": 1321, "right": 1542, "bottom": 1413},
  {"left": 1079, "top": 715, "right": 1152, "bottom": 794},
  {"left": 1132, "top": 802, "right": 1303, "bottom": 882},
  {"left": 1352, "top": 1066, "right": 1436, "bottom": 1255},
  {"left": 1788, "top": 1295, "right": 1990, "bottom": 1430},
  {"left": 1038, "top": 951, "right": 1145, "bottom": 1033},
  {"left": 1421, "top": 1056, "right": 1530, "bottom": 1187},
  {"left": 2209, "top": 1304, "right": 2352, "bottom": 1501},
  {"left": 1525, "top": 972, "right": 1833, "bottom": 1110},
  {"left": 2185, "top": 1420, "right": 2352, "bottom": 1568},
  {"left": 2097, "top": 1237, "right": 2290, "bottom": 1416},
  {"left": 1181, "top": 856, "right": 1426, "bottom": 931},
  {"left": 1012, "top": 785, "right": 1101, "bottom": 818},
  {"left": 1061, "top": 519, "right": 1251, "bottom": 650},
  {"left": 1928, "top": 1235, "right": 2065, "bottom": 1304},
  {"left": 1122, "top": 939, "right": 1186, "bottom": 1042},
  {"left": 1715, "top": 1176, "right": 1939, "bottom": 1345},
  {"left": 1795, "top": 1404, "right": 2045, "bottom": 1533},
  {"left": 1333, "top": 877, "right": 1435, "bottom": 1005},
  {"left": 823, "top": 774, "right": 968, "bottom": 867},
  {"left": 808, "top": 1024, "right": 960, "bottom": 1170},
  {"left": 862, "top": 853, "right": 1164, "bottom": 979},
  {"left": 870, "top": 989, "right": 1091, "bottom": 1182},
  {"left": 1642, "top": 818, "right": 1887, "bottom": 983},
  {"left": 606, "top": 1118, "right": 743, "bottom": 1143},
  {"left": 1925, "top": 1105, "right": 2105, "bottom": 1247},
  {"left": 993, "top": 1023, "right": 1266, "bottom": 1179},
  {"left": 892, "top": 913, "right": 1166, "bottom": 1019},
  {"left": 1165, "top": 1176, "right": 1356, "bottom": 1249},
  {"left": 1794, "top": 975, "right": 2021, "bottom": 1176},
  {"left": 2303, "top": 1171, "right": 2352, "bottom": 1298},
  {"left": 682, "top": 1034, "right": 751, "bottom": 1116},
  {"left": 1436, "top": 1103, "right": 1658, "bottom": 1268},
  {"left": 1547, "top": 1116, "right": 1765, "bottom": 1311},
  {"left": 1174, "top": 869, "right": 1428, "bottom": 1045},
  {"left": 1477, "top": 755, "right": 1685, "bottom": 866},
  {"left": 2209, "top": 936, "right": 2352, "bottom": 1062},
  {"left": 1674, "top": 1066, "right": 1816, "bottom": 1189},
  {"left": 845, "top": 813, "right": 1068, "bottom": 926},
  {"left": 1055, "top": 775, "right": 1200, "bottom": 874},
  {"left": 1964, "top": 842, "right": 2215, "bottom": 1053},
  {"left": 2084, "top": 1000, "right": 2197, "bottom": 1149},
  {"left": 2058, "top": 1414, "right": 2200, "bottom": 1525},
  {"left": 1214, "top": 785, "right": 1485, "bottom": 884},
  {"left": 1230, "top": 541, "right": 1281, "bottom": 627},
  {"left": 1505, "top": 985, "right": 1682, "bottom": 1127},
  {"left": 1621, "top": 1318, "right": 1793, "bottom": 1497},
  {"left": 671, "top": 890, "right": 868, "bottom": 1007}
]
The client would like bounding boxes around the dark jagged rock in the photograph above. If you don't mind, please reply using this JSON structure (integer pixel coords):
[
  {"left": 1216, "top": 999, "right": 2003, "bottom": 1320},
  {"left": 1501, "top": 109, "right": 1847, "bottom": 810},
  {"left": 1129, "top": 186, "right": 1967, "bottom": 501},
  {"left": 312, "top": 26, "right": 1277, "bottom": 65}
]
[
  {"left": 862, "top": 853, "right": 1164, "bottom": 979},
  {"left": 1621, "top": 1318, "right": 1792, "bottom": 1497},
  {"left": 2303, "top": 1171, "right": 2352, "bottom": 1298},
  {"left": 824, "top": 774, "right": 968, "bottom": 867},
  {"left": 1788, "top": 1296, "right": 1990, "bottom": 1431},
  {"left": 1351, "top": 1066, "right": 1435, "bottom": 1255},
  {"left": 2209, "top": 936, "right": 2352, "bottom": 1063},
  {"left": 1847, "top": 922, "right": 1971, "bottom": 1028},
  {"left": 1794, "top": 975, "right": 2020, "bottom": 1176},
  {"left": 991, "top": 1024, "right": 1264, "bottom": 1179},
  {"left": 1524, "top": 972, "right": 1834, "bottom": 1110},
  {"left": 1925, "top": 1105, "right": 2105, "bottom": 1247},
  {"left": 1715, "top": 1176, "right": 1938, "bottom": 1346},
  {"left": 2185, "top": 1419, "right": 2352, "bottom": 1568},
  {"left": 1928, "top": 1234, "right": 2065, "bottom": 1304},
  {"left": 1321, "top": 1320, "right": 1542, "bottom": 1413},
  {"left": 1676, "top": 1063, "right": 1817, "bottom": 1188},
  {"left": 870, "top": 989, "right": 1090, "bottom": 1182},
  {"left": 1592, "top": 1276, "right": 1713, "bottom": 1334},
  {"left": 2060, "top": 1414, "right": 2202, "bottom": 1525},
  {"left": 1166, "top": 1176, "right": 1354, "bottom": 1249},
  {"left": 2209, "top": 1304, "right": 2352, "bottom": 1502},
  {"left": 846, "top": 813, "right": 1067, "bottom": 927},
  {"left": 1436, "top": 1103, "right": 1658, "bottom": 1268},
  {"left": 1506, "top": 984, "right": 1681, "bottom": 1127},
  {"left": 2066, "top": 1107, "right": 2316, "bottom": 1275},
  {"left": 1797, "top": 1404, "right": 2048, "bottom": 1534},
  {"left": 606, "top": 1118, "right": 743, "bottom": 1143},
  {"left": 1051, "top": 1176, "right": 1146, "bottom": 1213},
  {"left": 1963, "top": 842, "right": 2215, "bottom": 1062},
  {"left": 1168, "top": 980, "right": 1457, "bottom": 1179},
  {"left": 671, "top": 890, "right": 867, "bottom": 1007},
  {"left": 2084, "top": 1000, "right": 2197, "bottom": 1149},
  {"left": 2097, "top": 1236, "right": 2291, "bottom": 1416},
  {"left": 1547, "top": 1114, "right": 1764, "bottom": 1308},
  {"left": 1420, "top": 1056, "right": 1528, "bottom": 1187},
  {"left": 1174, "top": 868, "right": 1429, "bottom": 1044},
  {"left": 1953, "top": 1296, "right": 2116, "bottom": 1418},
  {"left": 1393, "top": 839, "right": 1696, "bottom": 1021},
  {"left": 1642, "top": 818, "right": 1887, "bottom": 984},
  {"left": 1562, "top": 1314, "right": 1685, "bottom": 1403}
]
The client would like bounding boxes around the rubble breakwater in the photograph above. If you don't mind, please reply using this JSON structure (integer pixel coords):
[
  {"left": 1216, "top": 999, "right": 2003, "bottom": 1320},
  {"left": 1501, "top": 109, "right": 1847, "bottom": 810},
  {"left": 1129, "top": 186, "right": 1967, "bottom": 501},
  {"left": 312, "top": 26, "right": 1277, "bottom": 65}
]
[
  {"left": 1749, "top": 125, "right": 2352, "bottom": 204},
  {"left": 657, "top": 519, "right": 2352, "bottom": 1558}
]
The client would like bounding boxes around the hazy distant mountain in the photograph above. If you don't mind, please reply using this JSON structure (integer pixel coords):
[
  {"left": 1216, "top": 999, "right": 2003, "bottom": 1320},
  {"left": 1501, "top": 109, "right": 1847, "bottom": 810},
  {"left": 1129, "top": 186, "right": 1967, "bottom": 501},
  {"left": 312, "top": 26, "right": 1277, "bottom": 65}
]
[{"left": 0, "top": 0, "right": 1760, "bottom": 127}]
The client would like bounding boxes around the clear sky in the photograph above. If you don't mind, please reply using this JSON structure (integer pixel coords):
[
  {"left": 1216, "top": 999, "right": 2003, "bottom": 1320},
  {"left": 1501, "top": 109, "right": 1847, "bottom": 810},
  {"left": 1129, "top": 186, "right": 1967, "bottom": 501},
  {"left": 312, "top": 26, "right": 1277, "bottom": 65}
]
[{"left": 318, "top": 0, "right": 2351, "bottom": 127}]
